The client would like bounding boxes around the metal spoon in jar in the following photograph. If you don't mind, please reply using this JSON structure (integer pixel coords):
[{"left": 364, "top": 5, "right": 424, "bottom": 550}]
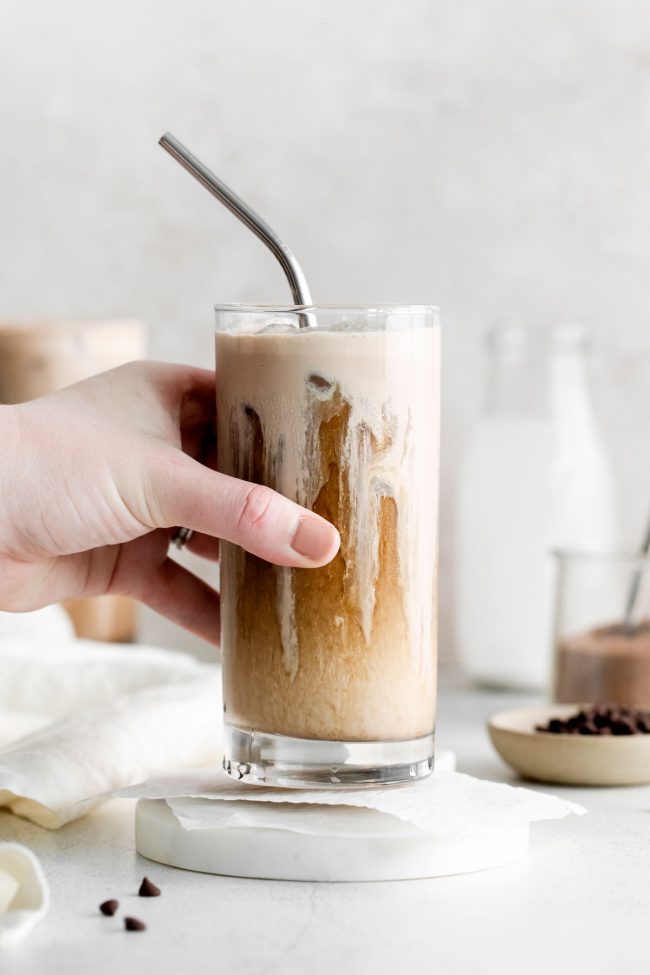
[{"left": 623, "top": 512, "right": 650, "bottom": 633}]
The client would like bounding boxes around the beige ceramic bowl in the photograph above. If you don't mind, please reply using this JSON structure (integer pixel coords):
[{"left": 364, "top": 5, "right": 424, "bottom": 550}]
[{"left": 488, "top": 704, "right": 650, "bottom": 787}]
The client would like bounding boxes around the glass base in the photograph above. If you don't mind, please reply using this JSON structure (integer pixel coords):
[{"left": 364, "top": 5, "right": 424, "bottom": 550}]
[{"left": 223, "top": 724, "right": 435, "bottom": 788}]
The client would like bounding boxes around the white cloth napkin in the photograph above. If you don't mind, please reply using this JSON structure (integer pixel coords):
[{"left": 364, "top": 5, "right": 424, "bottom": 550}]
[
  {"left": 0, "top": 620, "right": 222, "bottom": 829},
  {"left": 116, "top": 767, "right": 585, "bottom": 842},
  {"left": 0, "top": 605, "right": 75, "bottom": 645},
  {"left": 0, "top": 843, "right": 49, "bottom": 946}
]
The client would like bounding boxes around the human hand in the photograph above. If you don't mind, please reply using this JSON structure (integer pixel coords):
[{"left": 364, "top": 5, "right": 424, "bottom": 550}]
[{"left": 0, "top": 362, "right": 340, "bottom": 643}]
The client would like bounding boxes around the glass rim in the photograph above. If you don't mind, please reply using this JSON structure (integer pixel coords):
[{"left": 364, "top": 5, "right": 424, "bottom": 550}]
[
  {"left": 553, "top": 545, "right": 650, "bottom": 566},
  {"left": 214, "top": 303, "right": 440, "bottom": 314}
]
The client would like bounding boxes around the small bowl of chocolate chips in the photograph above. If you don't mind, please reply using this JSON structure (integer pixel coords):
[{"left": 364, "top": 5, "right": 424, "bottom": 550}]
[{"left": 488, "top": 703, "right": 650, "bottom": 786}]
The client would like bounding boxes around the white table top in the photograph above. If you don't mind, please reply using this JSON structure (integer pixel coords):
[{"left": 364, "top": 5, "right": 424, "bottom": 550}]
[{"left": 2, "top": 678, "right": 649, "bottom": 975}]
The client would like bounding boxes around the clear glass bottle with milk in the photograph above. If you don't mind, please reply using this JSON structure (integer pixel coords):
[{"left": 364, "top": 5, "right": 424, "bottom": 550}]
[{"left": 455, "top": 324, "right": 618, "bottom": 689}]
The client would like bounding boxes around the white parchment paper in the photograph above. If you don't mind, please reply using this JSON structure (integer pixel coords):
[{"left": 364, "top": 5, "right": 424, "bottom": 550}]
[{"left": 116, "top": 768, "right": 585, "bottom": 841}]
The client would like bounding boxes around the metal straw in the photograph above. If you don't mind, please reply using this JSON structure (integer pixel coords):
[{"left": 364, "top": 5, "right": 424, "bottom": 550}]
[
  {"left": 624, "top": 512, "right": 650, "bottom": 632},
  {"left": 159, "top": 133, "right": 314, "bottom": 325}
]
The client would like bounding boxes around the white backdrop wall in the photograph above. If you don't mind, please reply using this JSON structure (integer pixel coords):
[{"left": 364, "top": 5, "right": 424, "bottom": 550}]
[{"left": 1, "top": 0, "right": 649, "bottom": 661}]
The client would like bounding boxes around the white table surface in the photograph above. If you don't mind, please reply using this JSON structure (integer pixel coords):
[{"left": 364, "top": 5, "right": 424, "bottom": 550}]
[{"left": 2, "top": 678, "right": 649, "bottom": 975}]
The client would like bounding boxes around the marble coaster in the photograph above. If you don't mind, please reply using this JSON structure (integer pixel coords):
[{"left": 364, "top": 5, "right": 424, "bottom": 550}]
[{"left": 134, "top": 750, "right": 530, "bottom": 881}]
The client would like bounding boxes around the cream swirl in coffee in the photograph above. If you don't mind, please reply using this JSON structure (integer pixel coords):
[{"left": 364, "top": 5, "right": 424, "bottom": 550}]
[{"left": 217, "top": 324, "right": 439, "bottom": 742}]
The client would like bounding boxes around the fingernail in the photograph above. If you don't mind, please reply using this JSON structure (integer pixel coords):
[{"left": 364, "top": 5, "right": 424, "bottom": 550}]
[{"left": 291, "top": 517, "right": 338, "bottom": 563}]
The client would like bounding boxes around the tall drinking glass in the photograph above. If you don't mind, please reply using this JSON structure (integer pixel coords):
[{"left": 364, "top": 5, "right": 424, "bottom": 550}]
[{"left": 216, "top": 305, "right": 440, "bottom": 786}]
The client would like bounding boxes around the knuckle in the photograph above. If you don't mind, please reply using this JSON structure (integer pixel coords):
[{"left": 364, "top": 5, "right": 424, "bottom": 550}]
[{"left": 235, "top": 484, "right": 278, "bottom": 533}]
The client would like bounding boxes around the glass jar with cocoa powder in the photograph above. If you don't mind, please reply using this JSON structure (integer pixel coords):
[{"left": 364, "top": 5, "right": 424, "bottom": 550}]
[{"left": 552, "top": 549, "right": 650, "bottom": 708}]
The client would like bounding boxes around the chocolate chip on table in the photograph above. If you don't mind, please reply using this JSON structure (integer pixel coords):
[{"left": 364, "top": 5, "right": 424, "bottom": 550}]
[
  {"left": 138, "top": 876, "right": 161, "bottom": 897},
  {"left": 99, "top": 899, "right": 119, "bottom": 916},
  {"left": 612, "top": 720, "right": 634, "bottom": 735},
  {"left": 578, "top": 723, "right": 596, "bottom": 735},
  {"left": 536, "top": 704, "right": 650, "bottom": 736},
  {"left": 124, "top": 917, "right": 147, "bottom": 932}
]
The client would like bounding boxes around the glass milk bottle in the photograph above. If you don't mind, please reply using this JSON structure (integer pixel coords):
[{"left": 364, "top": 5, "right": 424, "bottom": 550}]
[{"left": 455, "top": 324, "right": 618, "bottom": 688}]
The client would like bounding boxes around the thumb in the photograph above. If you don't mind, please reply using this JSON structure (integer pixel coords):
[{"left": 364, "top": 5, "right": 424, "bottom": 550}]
[{"left": 156, "top": 453, "right": 340, "bottom": 568}]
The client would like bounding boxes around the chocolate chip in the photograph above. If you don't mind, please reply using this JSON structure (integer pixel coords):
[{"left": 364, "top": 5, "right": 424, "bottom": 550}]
[
  {"left": 99, "top": 899, "right": 119, "bottom": 916},
  {"left": 612, "top": 720, "right": 634, "bottom": 736},
  {"left": 536, "top": 704, "right": 650, "bottom": 736},
  {"left": 138, "top": 877, "right": 161, "bottom": 897},
  {"left": 124, "top": 917, "right": 146, "bottom": 932}
]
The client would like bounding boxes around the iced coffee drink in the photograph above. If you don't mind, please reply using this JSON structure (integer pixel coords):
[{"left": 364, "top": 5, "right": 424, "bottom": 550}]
[{"left": 216, "top": 305, "right": 440, "bottom": 786}]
